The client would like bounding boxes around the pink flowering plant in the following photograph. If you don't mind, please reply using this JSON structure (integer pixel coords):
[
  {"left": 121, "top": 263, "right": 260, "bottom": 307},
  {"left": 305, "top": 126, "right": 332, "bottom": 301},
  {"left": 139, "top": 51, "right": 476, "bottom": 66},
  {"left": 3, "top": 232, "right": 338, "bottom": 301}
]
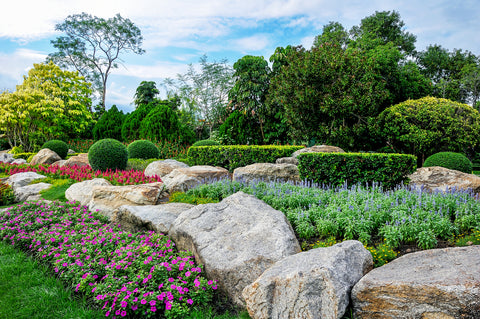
[
  {"left": 0, "top": 201, "right": 216, "bottom": 318},
  {"left": 0, "top": 163, "right": 161, "bottom": 185}
]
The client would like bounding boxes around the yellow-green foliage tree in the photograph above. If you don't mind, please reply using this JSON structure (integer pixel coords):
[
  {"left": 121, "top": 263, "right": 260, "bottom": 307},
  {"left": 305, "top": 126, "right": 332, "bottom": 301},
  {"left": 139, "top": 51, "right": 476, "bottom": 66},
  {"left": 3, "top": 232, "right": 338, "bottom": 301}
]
[{"left": 0, "top": 61, "right": 93, "bottom": 151}]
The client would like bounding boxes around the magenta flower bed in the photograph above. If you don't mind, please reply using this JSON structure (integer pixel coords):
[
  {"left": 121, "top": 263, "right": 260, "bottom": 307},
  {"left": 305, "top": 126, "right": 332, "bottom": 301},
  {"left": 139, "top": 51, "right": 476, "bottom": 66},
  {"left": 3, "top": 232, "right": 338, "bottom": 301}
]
[
  {"left": 0, "top": 201, "right": 216, "bottom": 318},
  {"left": 0, "top": 163, "right": 161, "bottom": 185}
]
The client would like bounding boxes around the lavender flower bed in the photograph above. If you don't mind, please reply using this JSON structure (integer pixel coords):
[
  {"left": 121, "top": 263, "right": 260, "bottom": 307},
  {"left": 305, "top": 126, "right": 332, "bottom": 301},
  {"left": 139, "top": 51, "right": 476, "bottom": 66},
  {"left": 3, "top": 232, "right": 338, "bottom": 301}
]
[{"left": 0, "top": 201, "right": 216, "bottom": 318}]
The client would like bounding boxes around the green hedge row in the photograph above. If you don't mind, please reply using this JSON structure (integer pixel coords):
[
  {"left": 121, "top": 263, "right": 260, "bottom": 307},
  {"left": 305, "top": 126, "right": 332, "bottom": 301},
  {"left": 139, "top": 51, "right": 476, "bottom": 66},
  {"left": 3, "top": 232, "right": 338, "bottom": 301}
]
[
  {"left": 187, "top": 145, "right": 305, "bottom": 172},
  {"left": 298, "top": 152, "right": 417, "bottom": 188}
]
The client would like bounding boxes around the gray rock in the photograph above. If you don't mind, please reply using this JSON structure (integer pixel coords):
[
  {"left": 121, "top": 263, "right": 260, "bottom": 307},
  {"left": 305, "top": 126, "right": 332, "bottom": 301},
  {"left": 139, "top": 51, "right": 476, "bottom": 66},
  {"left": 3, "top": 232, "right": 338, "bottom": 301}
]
[
  {"left": 162, "top": 165, "right": 230, "bottom": 193},
  {"left": 6, "top": 172, "right": 46, "bottom": 191},
  {"left": 14, "top": 182, "right": 51, "bottom": 202},
  {"left": 61, "top": 153, "right": 89, "bottom": 168},
  {"left": 169, "top": 191, "right": 301, "bottom": 307},
  {"left": 65, "top": 178, "right": 112, "bottom": 206},
  {"left": 11, "top": 158, "right": 27, "bottom": 165},
  {"left": 68, "top": 149, "right": 76, "bottom": 154},
  {"left": 144, "top": 159, "right": 189, "bottom": 178},
  {"left": 352, "top": 245, "right": 480, "bottom": 319},
  {"left": 292, "top": 145, "right": 345, "bottom": 158},
  {"left": 30, "top": 148, "right": 61, "bottom": 165},
  {"left": 233, "top": 163, "right": 300, "bottom": 184},
  {"left": 275, "top": 157, "right": 299, "bottom": 165},
  {"left": 112, "top": 203, "right": 195, "bottom": 234},
  {"left": 408, "top": 166, "right": 480, "bottom": 193},
  {"left": 243, "top": 240, "right": 373, "bottom": 319},
  {"left": 0, "top": 153, "right": 14, "bottom": 163},
  {"left": 88, "top": 182, "right": 168, "bottom": 218}
]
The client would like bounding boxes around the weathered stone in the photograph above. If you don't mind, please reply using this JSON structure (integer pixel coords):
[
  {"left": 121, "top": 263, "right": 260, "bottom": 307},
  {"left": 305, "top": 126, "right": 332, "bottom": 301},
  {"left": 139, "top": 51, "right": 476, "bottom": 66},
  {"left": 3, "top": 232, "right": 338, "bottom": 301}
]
[
  {"left": 352, "top": 245, "right": 480, "bottom": 319},
  {"left": 0, "top": 153, "right": 14, "bottom": 163},
  {"left": 88, "top": 182, "right": 168, "bottom": 218},
  {"left": 144, "top": 159, "right": 189, "bottom": 178},
  {"left": 68, "top": 149, "right": 76, "bottom": 154},
  {"left": 233, "top": 163, "right": 300, "bottom": 184},
  {"left": 30, "top": 148, "right": 61, "bottom": 165},
  {"left": 14, "top": 182, "right": 51, "bottom": 202},
  {"left": 5, "top": 172, "right": 46, "bottom": 191},
  {"left": 112, "top": 203, "right": 195, "bottom": 234},
  {"left": 11, "top": 158, "right": 27, "bottom": 165},
  {"left": 62, "top": 153, "right": 89, "bottom": 168},
  {"left": 243, "top": 240, "right": 373, "bottom": 319},
  {"left": 408, "top": 166, "right": 480, "bottom": 193},
  {"left": 52, "top": 160, "right": 66, "bottom": 167},
  {"left": 275, "top": 157, "right": 299, "bottom": 165},
  {"left": 169, "top": 191, "right": 301, "bottom": 307},
  {"left": 65, "top": 178, "right": 112, "bottom": 206},
  {"left": 162, "top": 165, "right": 230, "bottom": 193},
  {"left": 292, "top": 145, "right": 345, "bottom": 158}
]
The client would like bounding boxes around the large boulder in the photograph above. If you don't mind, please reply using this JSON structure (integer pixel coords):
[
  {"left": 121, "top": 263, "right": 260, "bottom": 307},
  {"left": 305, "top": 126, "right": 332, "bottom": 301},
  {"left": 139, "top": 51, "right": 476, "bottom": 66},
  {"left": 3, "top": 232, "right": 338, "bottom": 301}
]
[
  {"left": 275, "top": 157, "right": 299, "bottom": 165},
  {"left": 0, "top": 153, "right": 14, "bottom": 163},
  {"left": 233, "top": 163, "right": 300, "bottom": 184},
  {"left": 65, "top": 178, "right": 112, "bottom": 206},
  {"left": 144, "top": 159, "right": 189, "bottom": 178},
  {"left": 30, "top": 148, "right": 61, "bottom": 165},
  {"left": 112, "top": 203, "right": 195, "bottom": 234},
  {"left": 62, "top": 153, "right": 90, "bottom": 168},
  {"left": 88, "top": 182, "right": 168, "bottom": 218},
  {"left": 169, "top": 191, "right": 301, "bottom": 307},
  {"left": 292, "top": 145, "right": 345, "bottom": 158},
  {"left": 162, "top": 165, "right": 230, "bottom": 193},
  {"left": 408, "top": 166, "right": 480, "bottom": 193},
  {"left": 5, "top": 172, "right": 46, "bottom": 191},
  {"left": 243, "top": 240, "right": 373, "bottom": 319},
  {"left": 352, "top": 246, "right": 480, "bottom": 318},
  {"left": 14, "top": 182, "right": 51, "bottom": 202}
]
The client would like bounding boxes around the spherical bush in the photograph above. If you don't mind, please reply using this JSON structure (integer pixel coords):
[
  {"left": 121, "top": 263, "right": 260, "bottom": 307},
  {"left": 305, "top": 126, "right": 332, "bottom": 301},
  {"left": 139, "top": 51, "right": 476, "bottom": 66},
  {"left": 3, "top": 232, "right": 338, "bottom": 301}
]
[
  {"left": 41, "top": 140, "right": 69, "bottom": 159},
  {"left": 191, "top": 139, "right": 221, "bottom": 147},
  {"left": 127, "top": 140, "right": 159, "bottom": 160},
  {"left": 88, "top": 138, "right": 128, "bottom": 171},
  {"left": 423, "top": 152, "right": 472, "bottom": 173}
]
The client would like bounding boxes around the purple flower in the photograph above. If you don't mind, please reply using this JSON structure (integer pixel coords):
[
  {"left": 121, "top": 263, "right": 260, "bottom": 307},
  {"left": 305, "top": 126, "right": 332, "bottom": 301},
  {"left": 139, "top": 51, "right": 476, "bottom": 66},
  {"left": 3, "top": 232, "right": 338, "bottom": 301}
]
[{"left": 141, "top": 299, "right": 147, "bottom": 305}]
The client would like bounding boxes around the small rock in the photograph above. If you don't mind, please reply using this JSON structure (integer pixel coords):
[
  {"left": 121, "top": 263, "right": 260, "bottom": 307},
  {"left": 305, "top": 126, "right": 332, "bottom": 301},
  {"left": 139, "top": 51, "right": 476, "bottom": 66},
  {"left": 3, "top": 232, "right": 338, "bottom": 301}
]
[
  {"left": 62, "top": 153, "right": 89, "bottom": 168},
  {"left": 275, "top": 157, "right": 299, "bottom": 165},
  {"left": 0, "top": 153, "right": 14, "bottom": 163},
  {"left": 11, "top": 158, "right": 27, "bottom": 165},
  {"left": 408, "top": 166, "right": 480, "bottom": 193},
  {"left": 144, "top": 159, "right": 189, "bottom": 178},
  {"left": 14, "top": 183, "right": 51, "bottom": 202},
  {"left": 5, "top": 172, "right": 46, "bottom": 191}
]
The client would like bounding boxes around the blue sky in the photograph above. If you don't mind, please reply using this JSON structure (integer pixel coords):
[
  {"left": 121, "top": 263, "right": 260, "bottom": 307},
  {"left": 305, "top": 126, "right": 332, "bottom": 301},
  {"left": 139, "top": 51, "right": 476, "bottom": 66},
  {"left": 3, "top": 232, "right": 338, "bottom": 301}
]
[{"left": 1, "top": 0, "right": 479, "bottom": 113}]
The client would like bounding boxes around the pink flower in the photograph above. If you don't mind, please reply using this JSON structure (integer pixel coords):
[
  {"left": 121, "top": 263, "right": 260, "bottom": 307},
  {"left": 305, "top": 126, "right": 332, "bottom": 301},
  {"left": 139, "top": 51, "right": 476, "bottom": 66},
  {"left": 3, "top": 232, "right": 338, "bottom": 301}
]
[
  {"left": 187, "top": 299, "right": 193, "bottom": 305},
  {"left": 141, "top": 299, "right": 147, "bottom": 305},
  {"left": 165, "top": 302, "right": 172, "bottom": 310}
]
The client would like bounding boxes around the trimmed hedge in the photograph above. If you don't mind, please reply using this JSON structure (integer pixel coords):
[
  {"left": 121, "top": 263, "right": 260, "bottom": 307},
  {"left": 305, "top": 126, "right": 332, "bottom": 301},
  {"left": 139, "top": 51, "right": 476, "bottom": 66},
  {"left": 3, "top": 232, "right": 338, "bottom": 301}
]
[
  {"left": 191, "top": 139, "right": 221, "bottom": 147},
  {"left": 127, "top": 140, "right": 159, "bottom": 160},
  {"left": 297, "top": 152, "right": 417, "bottom": 188},
  {"left": 42, "top": 140, "right": 69, "bottom": 159},
  {"left": 88, "top": 138, "right": 128, "bottom": 171},
  {"left": 187, "top": 145, "right": 305, "bottom": 172},
  {"left": 423, "top": 152, "right": 472, "bottom": 174}
]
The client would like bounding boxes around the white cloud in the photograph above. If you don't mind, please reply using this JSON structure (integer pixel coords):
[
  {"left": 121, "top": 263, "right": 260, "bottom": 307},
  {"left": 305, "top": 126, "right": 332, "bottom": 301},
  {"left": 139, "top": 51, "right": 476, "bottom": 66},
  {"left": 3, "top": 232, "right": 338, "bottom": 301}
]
[
  {"left": 113, "top": 61, "right": 190, "bottom": 79},
  {"left": 0, "top": 49, "right": 47, "bottom": 87},
  {"left": 230, "top": 35, "right": 271, "bottom": 52}
]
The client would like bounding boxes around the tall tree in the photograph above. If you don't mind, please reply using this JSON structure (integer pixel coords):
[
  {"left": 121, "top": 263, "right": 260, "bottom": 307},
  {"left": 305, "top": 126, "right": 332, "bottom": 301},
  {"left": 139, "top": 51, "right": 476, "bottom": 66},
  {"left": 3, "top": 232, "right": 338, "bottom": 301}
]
[
  {"left": 313, "top": 21, "right": 350, "bottom": 48},
  {"left": 47, "top": 12, "right": 145, "bottom": 111},
  {"left": 134, "top": 81, "right": 159, "bottom": 108},
  {"left": 228, "top": 55, "right": 270, "bottom": 141},
  {"left": 0, "top": 62, "right": 92, "bottom": 151},
  {"left": 460, "top": 60, "right": 480, "bottom": 108}
]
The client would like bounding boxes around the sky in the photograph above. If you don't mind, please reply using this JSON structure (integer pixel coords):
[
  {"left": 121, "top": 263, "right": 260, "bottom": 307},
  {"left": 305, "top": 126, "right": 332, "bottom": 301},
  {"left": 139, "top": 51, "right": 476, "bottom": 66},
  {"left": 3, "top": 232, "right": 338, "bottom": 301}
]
[{"left": 1, "top": 0, "right": 479, "bottom": 113}]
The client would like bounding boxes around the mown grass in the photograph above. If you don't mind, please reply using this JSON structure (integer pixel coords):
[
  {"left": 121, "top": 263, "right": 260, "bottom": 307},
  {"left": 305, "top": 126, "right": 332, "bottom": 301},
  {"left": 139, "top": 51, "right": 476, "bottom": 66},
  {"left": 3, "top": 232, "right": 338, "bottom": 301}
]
[{"left": 0, "top": 240, "right": 104, "bottom": 319}]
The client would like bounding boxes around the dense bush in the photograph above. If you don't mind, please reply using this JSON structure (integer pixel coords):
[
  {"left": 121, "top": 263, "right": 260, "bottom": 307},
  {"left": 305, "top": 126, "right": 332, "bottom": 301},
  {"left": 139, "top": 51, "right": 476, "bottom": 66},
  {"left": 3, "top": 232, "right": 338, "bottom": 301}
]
[
  {"left": 7, "top": 146, "right": 23, "bottom": 154},
  {"left": 0, "top": 138, "right": 9, "bottom": 151},
  {"left": 297, "top": 152, "right": 417, "bottom": 188},
  {"left": 376, "top": 97, "right": 480, "bottom": 164},
  {"left": 187, "top": 145, "right": 305, "bottom": 171},
  {"left": 0, "top": 182, "right": 15, "bottom": 206},
  {"left": 127, "top": 140, "right": 159, "bottom": 160},
  {"left": 13, "top": 152, "right": 36, "bottom": 161},
  {"left": 88, "top": 138, "right": 128, "bottom": 171},
  {"left": 121, "top": 102, "right": 156, "bottom": 142},
  {"left": 218, "top": 111, "right": 261, "bottom": 145},
  {"left": 42, "top": 140, "right": 69, "bottom": 159},
  {"left": 92, "top": 105, "right": 126, "bottom": 141},
  {"left": 423, "top": 152, "right": 472, "bottom": 173},
  {"left": 191, "top": 139, "right": 221, "bottom": 147}
]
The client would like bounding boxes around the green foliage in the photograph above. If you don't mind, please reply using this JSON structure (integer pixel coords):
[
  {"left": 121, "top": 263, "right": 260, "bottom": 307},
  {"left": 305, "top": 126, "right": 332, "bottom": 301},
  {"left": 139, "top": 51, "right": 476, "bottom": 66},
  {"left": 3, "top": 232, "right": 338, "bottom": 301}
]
[
  {"left": 218, "top": 111, "right": 261, "bottom": 145},
  {"left": 13, "top": 153, "right": 36, "bottom": 160},
  {"left": 38, "top": 178, "right": 75, "bottom": 201},
  {"left": 364, "top": 243, "right": 398, "bottom": 267},
  {"left": 92, "top": 105, "right": 126, "bottom": 141},
  {"left": 191, "top": 140, "right": 221, "bottom": 147},
  {"left": 7, "top": 146, "right": 24, "bottom": 154},
  {"left": 187, "top": 145, "right": 305, "bottom": 172},
  {"left": 127, "top": 139, "right": 159, "bottom": 160},
  {"left": 121, "top": 102, "right": 156, "bottom": 141},
  {"left": 134, "top": 81, "right": 159, "bottom": 108},
  {"left": 423, "top": 152, "right": 473, "bottom": 173},
  {"left": 297, "top": 152, "right": 417, "bottom": 189},
  {"left": 27, "top": 154, "right": 35, "bottom": 163},
  {"left": 88, "top": 138, "right": 128, "bottom": 171},
  {"left": 376, "top": 97, "right": 480, "bottom": 163},
  {"left": 0, "top": 182, "right": 15, "bottom": 206},
  {"left": 48, "top": 12, "right": 145, "bottom": 110},
  {"left": 0, "top": 138, "right": 9, "bottom": 151},
  {"left": 168, "top": 192, "right": 219, "bottom": 205},
  {"left": 126, "top": 158, "right": 159, "bottom": 171},
  {"left": 454, "top": 229, "right": 480, "bottom": 247},
  {"left": 42, "top": 139, "right": 69, "bottom": 159}
]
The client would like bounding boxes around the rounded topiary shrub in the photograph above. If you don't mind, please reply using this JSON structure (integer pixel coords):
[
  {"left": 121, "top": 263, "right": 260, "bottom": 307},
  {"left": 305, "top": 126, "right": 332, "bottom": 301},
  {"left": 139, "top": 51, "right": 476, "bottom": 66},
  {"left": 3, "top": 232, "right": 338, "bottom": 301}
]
[
  {"left": 191, "top": 139, "right": 221, "bottom": 147},
  {"left": 42, "top": 139, "right": 69, "bottom": 159},
  {"left": 88, "top": 138, "right": 128, "bottom": 171},
  {"left": 127, "top": 140, "right": 159, "bottom": 160},
  {"left": 423, "top": 152, "right": 472, "bottom": 173}
]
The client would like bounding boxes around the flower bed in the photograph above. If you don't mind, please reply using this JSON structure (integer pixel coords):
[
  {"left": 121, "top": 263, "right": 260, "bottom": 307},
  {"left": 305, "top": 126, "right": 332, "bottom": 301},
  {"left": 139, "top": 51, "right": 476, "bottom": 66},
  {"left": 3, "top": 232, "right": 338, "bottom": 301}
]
[
  {"left": 0, "top": 163, "right": 161, "bottom": 186},
  {"left": 0, "top": 201, "right": 216, "bottom": 318}
]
